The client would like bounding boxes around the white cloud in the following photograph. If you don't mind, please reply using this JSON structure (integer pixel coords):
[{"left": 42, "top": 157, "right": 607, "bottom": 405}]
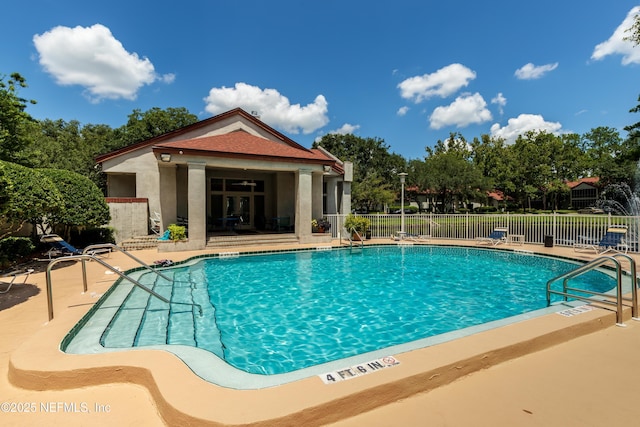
[
  {"left": 592, "top": 6, "right": 640, "bottom": 65},
  {"left": 514, "top": 62, "right": 559, "bottom": 80},
  {"left": 429, "top": 93, "right": 492, "bottom": 130},
  {"left": 204, "top": 82, "right": 329, "bottom": 134},
  {"left": 328, "top": 123, "right": 360, "bottom": 135},
  {"left": 33, "top": 24, "right": 172, "bottom": 102},
  {"left": 398, "top": 63, "right": 476, "bottom": 103},
  {"left": 491, "top": 93, "right": 507, "bottom": 115},
  {"left": 160, "top": 73, "right": 176, "bottom": 84},
  {"left": 490, "top": 114, "right": 563, "bottom": 145},
  {"left": 397, "top": 106, "right": 409, "bottom": 116}
]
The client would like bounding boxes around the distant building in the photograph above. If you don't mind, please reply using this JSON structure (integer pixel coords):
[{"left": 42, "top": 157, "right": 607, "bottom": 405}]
[
  {"left": 487, "top": 190, "right": 507, "bottom": 210},
  {"left": 567, "top": 177, "right": 600, "bottom": 209}
]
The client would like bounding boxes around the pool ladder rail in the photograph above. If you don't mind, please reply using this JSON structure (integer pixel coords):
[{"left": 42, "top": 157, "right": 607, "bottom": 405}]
[
  {"left": 45, "top": 243, "right": 203, "bottom": 321},
  {"left": 341, "top": 226, "right": 364, "bottom": 248},
  {"left": 546, "top": 253, "right": 639, "bottom": 326}
]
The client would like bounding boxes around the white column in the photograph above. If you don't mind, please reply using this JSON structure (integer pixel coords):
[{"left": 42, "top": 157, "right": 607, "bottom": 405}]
[
  {"left": 341, "top": 162, "right": 353, "bottom": 214},
  {"left": 187, "top": 162, "right": 206, "bottom": 249},
  {"left": 312, "top": 172, "right": 324, "bottom": 219},
  {"left": 158, "top": 164, "right": 177, "bottom": 231},
  {"left": 325, "top": 177, "right": 338, "bottom": 214},
  {"left": 296, "top": 168, "right": 313, "bottom": 241}
]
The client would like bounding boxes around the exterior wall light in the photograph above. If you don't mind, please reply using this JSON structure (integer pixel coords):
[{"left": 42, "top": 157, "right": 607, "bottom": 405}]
[{"left": 160, "top": 153, "right": 171, "bottom": 162}]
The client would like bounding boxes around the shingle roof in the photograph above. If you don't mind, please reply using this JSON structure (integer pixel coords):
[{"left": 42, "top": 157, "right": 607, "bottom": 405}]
[
  {"left": 153, "top": 130, "right": 329, "bottom": 163},
  {"left": 487, "top": 190, "right": 504, "bottom": 201},
  {"left": 566, "top": 177, "right": 600, "bottom": 189},
  {"left": 96, "top": 108, "right": 313, "bottom": 163}
]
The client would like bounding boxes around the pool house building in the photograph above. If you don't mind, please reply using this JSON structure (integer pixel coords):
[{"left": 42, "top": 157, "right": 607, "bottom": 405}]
[{"left": 96, "top": 108, "right": 353, "bottom": 250}]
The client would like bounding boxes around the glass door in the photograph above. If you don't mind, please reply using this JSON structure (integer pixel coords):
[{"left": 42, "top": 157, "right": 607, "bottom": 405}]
[
  {"left": 209, "top": 178, "right": 264, "bottom": 231},
  {"left": 239, "top": 196, "right": 250, "bottom": 226}
]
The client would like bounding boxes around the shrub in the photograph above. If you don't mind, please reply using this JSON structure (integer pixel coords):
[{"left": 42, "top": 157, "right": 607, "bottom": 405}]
[
  {"left": 344, "top": 214, "right": 371, "bottom": 234},
  {"left": 0, "top": 161, "right": 63, "bottom": 236},
  {"left": 168, "top": 224, "right": 187, "bottom": 241},
  {"left": 476, "top": 206, "right": 498, "bottom": 214},
  {"left": 40, "top": 168, "right": 111, "bottom": 237},
  {"left": 312, "top": 218, "right": 331, "bottom": 232}
]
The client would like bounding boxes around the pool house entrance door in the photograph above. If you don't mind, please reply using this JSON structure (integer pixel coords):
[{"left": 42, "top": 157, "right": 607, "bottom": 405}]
[{"left": 209, "top": 178, "right": 266, "bottom": 231}]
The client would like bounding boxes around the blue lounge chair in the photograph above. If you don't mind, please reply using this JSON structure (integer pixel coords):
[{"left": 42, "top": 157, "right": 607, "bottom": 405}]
[
  {"left": 476, "top": 227, "right": 508, "bottom": 246},
  {"left": 574, "top": 226, "right": 628, "bottom": 254},
  {"left": 40, "top": 234, "right": 83, "bottom": 259}
]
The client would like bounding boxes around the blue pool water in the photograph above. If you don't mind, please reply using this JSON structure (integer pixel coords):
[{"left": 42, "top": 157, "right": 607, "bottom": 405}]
[{"left": 91, "top": 246, "right": 616, "bottom": 376}]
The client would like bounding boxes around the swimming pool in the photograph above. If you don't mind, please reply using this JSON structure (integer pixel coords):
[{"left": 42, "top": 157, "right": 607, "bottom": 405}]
[{"left": 63, "top": 245, "right": 617, "bottom": 387}]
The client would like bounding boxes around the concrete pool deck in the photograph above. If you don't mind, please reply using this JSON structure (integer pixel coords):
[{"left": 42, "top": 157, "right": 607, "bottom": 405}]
[{"left": 2, "top": 239, "right": 640, "bottom": 426}]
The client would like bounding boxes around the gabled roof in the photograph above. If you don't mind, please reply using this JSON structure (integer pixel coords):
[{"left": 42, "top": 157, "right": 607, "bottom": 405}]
[
  {"left": 96, "top": 108, "right": 315, "bottom": 164},
  {"left": 566, "top": 177, "right": 600, "bottom": 189},
  {"left": 152, "top": 130, "right": 336, "bottom": 167},
  {"left": 487, "top": 190, "right": 505, "bottom": 201},
  {"left": 487, "top": 190, "right": 513, "bottom": 201}
]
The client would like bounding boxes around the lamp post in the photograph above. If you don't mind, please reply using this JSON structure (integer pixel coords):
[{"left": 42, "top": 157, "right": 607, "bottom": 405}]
[{"left": 398, "top": 172, "right": 408, "bottom": 234}]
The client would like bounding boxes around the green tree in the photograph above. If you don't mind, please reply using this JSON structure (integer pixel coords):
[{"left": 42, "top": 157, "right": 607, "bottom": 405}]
[
  {"left": 80, "top": 123, "right": 117, "bottom": 188},
  {"left": 421, "top": 133, "right": 486, "bottom": 212},
  {"left": 39, "top": 168, "right": 110, "bottom": 240},
  {"left": 313, "top": 133, "right": 407, "bottom": 209},
  {"left": 0, "top": 160, "right": 63, "bottom": 238},
  {"left": 313, "top": 134, "right": 406, "bottom": 182},
  {"left": 0, "top": 73, "right": 36, "bottom": 163},
  {"left": 624, "top": 10, "right": 640, "bottom": 46},
  {"left": 471, "top": 135, "right": 510, "bottom": 180},
  {"left": 582, "top": 127, "right": 625, "bottom": 184},
  {"left": 622, "top": 11, "right": 640, "bottom": 182},
  {"left": 351, "top": 174, "right": 396, "bottom": 212},
  {"left": 0, "top": 161, "right": 11, "bottom": 217},
  {"left": 470, "top": 134, "right": 510, "bottom": 205},
  {"left": 114, "top": 107, "right": 198, "bottom": 148},
  {"left": 543, "top": 133, "right": 584, "bottom": 210},
  {"left": 19, "top": 119, "right": 83, "bottom": 171},
  {"left": 17, "top": 119, "right": 115, "bottom": 185},
  {"left": 504, "top": 131, "right": 550, "bottom": 211},
  {"left": 623, "top": 99, "right": 640, "bottom": 161},
  {"left": 503, "top": 130, "right": 583, "bottom": 211}
]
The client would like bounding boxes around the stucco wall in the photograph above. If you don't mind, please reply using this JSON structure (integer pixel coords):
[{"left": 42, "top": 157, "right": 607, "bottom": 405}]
[
  {"left": 102, "top": 149, "right": 162, "bottom": 215},
  {"left": 106, "top": 198, "right": 149, "bottom": 243},
  {"left": 107, "top": 174, "right": 136, "bottom": 197},
  {"left": 276, "top": 173, "right": 295, "bottom": 219}
]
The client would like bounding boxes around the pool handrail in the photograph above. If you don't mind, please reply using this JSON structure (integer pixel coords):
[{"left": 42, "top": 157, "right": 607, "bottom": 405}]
[
  {"left": 45, "top": 253, "right": 202, "bottom": 321},
  {"left": 546, "top": 253, "right": 638, "bottom": 325},
  {"left": 341, "top": 226, "right": 364, "bottom": 248},
  {"left": 81, "top": 243, "right": 172, "bottom": 287}
]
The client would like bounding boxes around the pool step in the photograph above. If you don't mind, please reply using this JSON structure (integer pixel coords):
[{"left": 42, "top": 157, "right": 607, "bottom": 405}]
[
  {"left": 206, "top": 233, "right": 298, "bottom": 248},
  {"left": 120, "top": 235, "right": 159, "bottom": 251},
  {"left": 188, "top": 266, "right": 225, "bottom": 358},
  {"left": 101, "top": 273, "right": 161, "bottom": 347},
  {"left": 121, "top": 232, "right": 301, "bottom": 250},
  {"left": 103, "top": 266, "right": 225, "bottom": 358},
  {"left": 166, "top": 269, "right": 196, "bottom": 346},
  {"left": 135, "top": 273, "right": 174, "bottom": 346}
]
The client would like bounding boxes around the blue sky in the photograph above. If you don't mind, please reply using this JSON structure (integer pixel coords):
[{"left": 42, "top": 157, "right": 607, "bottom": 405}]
[{"left": 2, "top": 1, "right": 640, "bottom": 159}]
